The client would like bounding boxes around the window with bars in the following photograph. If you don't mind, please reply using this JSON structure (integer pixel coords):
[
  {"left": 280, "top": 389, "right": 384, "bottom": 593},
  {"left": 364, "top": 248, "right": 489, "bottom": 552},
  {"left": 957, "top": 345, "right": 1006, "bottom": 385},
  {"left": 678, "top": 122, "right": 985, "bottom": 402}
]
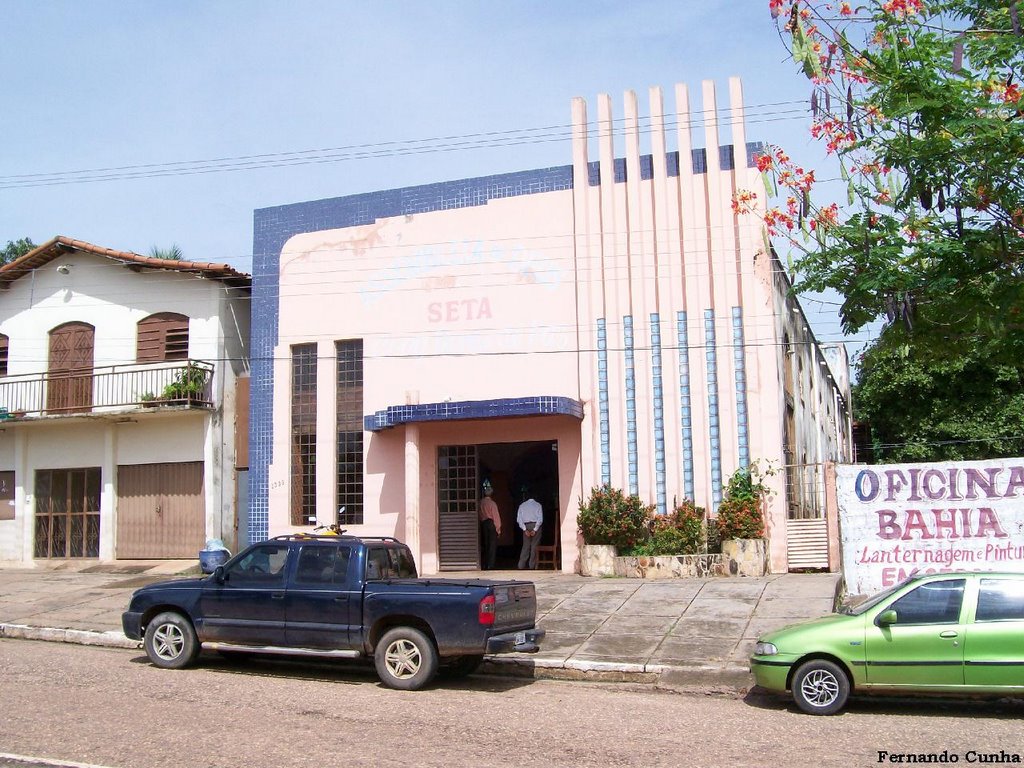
[
  {"left": 291, "top": 344, "right": 318, "bottom": 526},
  {"left": 137, "top": 313, "right": 190, "bottom": 362},
  {"left": 0, "top": 333, "right": 7, "bottom": 376},
  {"left": 336, "top": 339, "right": 364, "bottom": 525}
]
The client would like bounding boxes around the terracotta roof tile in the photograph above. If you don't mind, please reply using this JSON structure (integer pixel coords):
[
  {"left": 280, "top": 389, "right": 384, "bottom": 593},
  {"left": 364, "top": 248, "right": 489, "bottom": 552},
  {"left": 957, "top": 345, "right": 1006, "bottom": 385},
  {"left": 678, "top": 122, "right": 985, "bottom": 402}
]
[{"left": 0, "top": 235, "right": 250, "bottom": 288}]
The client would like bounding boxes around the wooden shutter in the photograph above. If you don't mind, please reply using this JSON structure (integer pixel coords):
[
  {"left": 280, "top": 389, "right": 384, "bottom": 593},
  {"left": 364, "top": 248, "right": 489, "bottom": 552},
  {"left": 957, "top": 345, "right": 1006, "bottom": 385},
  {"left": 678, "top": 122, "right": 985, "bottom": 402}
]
[
  {"left": 0, "top": 333, "right": 8, "bottom": 377},
  {"left": 137, "top": 313, "right": 189, "bottom": 362}
]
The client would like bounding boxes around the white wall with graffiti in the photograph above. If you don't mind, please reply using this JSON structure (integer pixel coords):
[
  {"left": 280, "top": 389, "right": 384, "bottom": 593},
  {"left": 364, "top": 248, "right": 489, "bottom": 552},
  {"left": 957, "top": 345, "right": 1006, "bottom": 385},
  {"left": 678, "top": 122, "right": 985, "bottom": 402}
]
[{"left": 837, "top": 459, "right": 1024, "bottom": 595}]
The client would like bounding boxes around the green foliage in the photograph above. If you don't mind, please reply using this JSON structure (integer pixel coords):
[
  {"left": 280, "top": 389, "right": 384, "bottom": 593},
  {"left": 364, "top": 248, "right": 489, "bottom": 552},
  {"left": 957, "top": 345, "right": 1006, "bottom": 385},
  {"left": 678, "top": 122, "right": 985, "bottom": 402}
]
[
  {"left": 576, "top": 485, "right": 653, "bottom": 548},
  {"left": 715, "top": 464, "right": 773, "bottom": 540},
  {"left": 161, "top": 363, "right": 208, "bottom": 401},
  {"left": 854, "top": 331, "right": 1024, "bottom": 461},
  {"left": 626, "top": 499, "right": 707, "bottom": 556},
  {"left": 767, "top": 1, "right": 1024, "bottom": 363},
  {"left": 1, "top": 238, "right": 36, "bottom": 265},
  {"left": 149, "top": 244, "right": 183, "bottom": 261}
]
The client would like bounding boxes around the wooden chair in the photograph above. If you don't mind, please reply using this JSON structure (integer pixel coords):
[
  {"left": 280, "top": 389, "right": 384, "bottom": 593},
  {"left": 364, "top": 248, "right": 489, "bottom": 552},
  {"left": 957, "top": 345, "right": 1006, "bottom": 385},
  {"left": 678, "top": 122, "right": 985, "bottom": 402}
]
[{"left": 535, "top": 517, "right": 560, "bottom": 570}]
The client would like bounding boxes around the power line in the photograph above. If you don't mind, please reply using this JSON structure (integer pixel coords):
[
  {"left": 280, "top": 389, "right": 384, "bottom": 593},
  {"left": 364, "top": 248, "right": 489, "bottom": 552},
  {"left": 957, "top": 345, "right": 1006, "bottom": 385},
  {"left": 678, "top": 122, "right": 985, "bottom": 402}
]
[{"left": 0, "top": 101, "right": 814, "bottom": 190}]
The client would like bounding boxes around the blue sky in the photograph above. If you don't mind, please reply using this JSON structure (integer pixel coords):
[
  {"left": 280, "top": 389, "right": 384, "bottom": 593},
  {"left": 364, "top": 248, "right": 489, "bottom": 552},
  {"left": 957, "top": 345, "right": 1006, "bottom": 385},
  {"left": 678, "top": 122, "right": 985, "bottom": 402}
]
[{"left": 0, "top": 1, "right": 875, "bottom": 353}]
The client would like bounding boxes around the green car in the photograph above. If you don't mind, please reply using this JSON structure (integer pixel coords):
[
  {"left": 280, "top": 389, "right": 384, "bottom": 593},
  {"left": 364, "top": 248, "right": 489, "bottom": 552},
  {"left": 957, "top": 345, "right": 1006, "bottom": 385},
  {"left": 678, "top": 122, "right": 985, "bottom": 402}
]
[{"left": 750, "top": 571, "right": 1024, "bottom": 715}]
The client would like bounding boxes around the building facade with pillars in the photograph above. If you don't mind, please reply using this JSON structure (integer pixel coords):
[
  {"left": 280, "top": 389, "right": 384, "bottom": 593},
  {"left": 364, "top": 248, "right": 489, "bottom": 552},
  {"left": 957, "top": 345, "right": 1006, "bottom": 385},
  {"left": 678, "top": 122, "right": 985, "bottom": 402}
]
[{"left": 249, "top": 78, "right": 852, "bottom": 574}]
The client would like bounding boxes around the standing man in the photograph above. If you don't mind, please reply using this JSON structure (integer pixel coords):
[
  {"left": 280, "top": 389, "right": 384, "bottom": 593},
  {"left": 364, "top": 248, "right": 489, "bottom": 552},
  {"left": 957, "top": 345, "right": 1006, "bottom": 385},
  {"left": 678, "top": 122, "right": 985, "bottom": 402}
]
[
  {"left": 478, "top": 479, "right": 501, "bottom": 570},
  {"left": 516, "top": 485, "right": 544, "bottom": 570}
]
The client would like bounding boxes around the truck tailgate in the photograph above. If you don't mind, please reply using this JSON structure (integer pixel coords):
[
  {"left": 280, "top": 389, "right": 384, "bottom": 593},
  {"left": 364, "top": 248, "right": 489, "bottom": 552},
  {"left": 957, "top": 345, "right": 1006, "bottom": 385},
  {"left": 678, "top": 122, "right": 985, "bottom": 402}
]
[{"left": 492, "top": 582, "right": 538, "bottom": 630}]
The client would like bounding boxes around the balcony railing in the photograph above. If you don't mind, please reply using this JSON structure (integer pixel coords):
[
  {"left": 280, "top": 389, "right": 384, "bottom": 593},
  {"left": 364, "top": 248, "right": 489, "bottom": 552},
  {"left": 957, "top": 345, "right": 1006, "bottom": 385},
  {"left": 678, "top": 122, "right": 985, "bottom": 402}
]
[{"left": 0, "top": 359, "right": 215, "bottom": 419}]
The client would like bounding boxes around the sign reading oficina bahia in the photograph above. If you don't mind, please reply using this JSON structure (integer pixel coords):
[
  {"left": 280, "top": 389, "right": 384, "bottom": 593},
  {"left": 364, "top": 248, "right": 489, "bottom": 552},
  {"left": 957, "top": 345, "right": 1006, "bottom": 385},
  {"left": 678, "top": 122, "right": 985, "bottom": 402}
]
[{"left": 837, "top": 458, "right": 1024, "bottom": 595}]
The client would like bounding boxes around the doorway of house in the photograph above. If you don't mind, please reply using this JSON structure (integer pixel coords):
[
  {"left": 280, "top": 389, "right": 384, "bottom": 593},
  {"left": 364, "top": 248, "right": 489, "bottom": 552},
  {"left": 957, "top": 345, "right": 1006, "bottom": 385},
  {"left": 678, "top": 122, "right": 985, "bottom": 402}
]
[{"left": 436, "top": 440, "right": 559, "bottom": 571}]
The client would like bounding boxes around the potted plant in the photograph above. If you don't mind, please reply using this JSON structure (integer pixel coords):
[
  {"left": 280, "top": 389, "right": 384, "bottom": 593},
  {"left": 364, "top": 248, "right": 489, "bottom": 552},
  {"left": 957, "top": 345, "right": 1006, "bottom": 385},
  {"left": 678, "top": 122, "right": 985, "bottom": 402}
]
[
  {"left": 140, "top": 392, "right": 158, "bottom": 407},
  {"left": 576, "top": 485, "right": 652, "bottom": 576},
  {"left": 716, "top": 462, "right": 773, "bottom": 576},
  {"left": 160, "top": 363, "right": 208, "bottom": 404}
]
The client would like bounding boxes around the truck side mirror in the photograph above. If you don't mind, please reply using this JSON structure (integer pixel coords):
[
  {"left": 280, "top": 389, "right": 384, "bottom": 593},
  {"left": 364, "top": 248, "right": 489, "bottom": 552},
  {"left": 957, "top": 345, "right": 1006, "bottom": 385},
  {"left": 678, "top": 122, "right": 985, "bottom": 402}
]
[{"left": 213, "top": 565, "right": 226, "bottom": 584}]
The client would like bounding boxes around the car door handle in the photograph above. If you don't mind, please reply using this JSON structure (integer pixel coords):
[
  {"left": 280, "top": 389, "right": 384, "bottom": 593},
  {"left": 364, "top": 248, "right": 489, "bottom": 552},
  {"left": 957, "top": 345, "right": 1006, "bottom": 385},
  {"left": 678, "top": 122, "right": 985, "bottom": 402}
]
[
  {"left": 271, "top": 592, "right": 285, "bottom": 600},
  {"left": 939, "top": 630, "right": 958, "bottom": 638},
  {"left": 333, "top": 596, "right": 348, "bottom": 603}
]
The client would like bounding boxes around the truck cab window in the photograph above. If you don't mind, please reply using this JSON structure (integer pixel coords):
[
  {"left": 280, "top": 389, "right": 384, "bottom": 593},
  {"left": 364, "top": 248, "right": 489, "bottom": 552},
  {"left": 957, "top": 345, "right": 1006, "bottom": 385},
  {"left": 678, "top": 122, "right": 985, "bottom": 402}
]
[{"left": 295, "top": 545, "right": 351, "bottom": 586}]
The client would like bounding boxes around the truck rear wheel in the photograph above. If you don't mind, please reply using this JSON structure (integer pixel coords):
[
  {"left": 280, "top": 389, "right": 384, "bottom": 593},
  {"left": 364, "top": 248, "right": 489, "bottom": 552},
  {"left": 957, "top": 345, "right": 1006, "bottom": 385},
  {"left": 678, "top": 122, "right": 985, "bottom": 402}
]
[{"left": 374, "top": 627, "right": 438, "bottom": 690}]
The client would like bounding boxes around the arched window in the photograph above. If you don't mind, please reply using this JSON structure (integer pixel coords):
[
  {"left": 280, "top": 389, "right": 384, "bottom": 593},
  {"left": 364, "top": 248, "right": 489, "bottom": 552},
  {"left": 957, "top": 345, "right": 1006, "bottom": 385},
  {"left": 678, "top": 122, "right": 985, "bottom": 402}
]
[
  {"left": 0, "top": 333, "right": 8, "bottom": 377},
  {"left": 137, "top": 313, "right": 189, "bottom": 362}
]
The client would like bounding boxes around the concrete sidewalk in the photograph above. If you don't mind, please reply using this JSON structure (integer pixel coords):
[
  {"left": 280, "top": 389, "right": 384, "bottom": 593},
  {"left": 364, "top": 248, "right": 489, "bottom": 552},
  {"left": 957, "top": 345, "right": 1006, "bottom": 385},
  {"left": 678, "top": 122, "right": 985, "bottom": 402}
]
[{"left": 0, "top": 562, "right": 842, "bottom": 691}]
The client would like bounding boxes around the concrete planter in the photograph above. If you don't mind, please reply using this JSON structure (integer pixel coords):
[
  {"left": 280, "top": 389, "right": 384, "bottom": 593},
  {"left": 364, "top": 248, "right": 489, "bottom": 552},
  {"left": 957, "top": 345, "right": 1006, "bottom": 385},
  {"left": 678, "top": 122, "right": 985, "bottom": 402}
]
[
  {"left": 721, "top": 538, "right": 768, "bottom": 577},
  {"left": 579, "top": 544, "right": 617, "bottom": 576},
  {"left": 614, "top": 554, "right": 724, "bottom": 578}
]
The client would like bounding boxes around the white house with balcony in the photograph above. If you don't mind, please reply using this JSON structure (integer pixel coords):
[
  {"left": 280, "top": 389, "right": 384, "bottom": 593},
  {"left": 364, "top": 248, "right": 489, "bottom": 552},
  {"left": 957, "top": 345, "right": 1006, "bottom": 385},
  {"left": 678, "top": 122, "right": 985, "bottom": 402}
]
[{"left": 0, "top": 236, "right": 250, "bottom": 565}]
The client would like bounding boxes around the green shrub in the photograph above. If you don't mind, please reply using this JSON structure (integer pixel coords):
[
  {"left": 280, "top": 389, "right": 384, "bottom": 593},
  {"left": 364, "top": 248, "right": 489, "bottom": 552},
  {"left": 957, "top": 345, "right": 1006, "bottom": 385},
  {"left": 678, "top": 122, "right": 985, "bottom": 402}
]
[
  {"left": 577, "top": 485, "right": 653, "bottom": 548},
  {"left": 715, "top": 463, "right": 773, "bottom": 540},
  {"left": 626, "top": 499, "right": 707, "bottom": 555}
]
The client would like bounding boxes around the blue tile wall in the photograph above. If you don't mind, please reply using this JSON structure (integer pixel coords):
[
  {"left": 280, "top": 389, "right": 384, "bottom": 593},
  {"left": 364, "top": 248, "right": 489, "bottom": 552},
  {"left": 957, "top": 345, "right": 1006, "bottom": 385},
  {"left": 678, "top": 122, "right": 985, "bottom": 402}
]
[
  {"left": 650, "top": 313, "right": 666, "bottom": 516},
  {"left": 597, "top": 318, "right": 611, "bottom": 486},
  {"left": 623, "top": 315, "right": 638, "bottom": 496},
  {"left": 704, "top": 310, "right": 722, "bottom": 509},
  {"left": 364, "top": 396, "right": 583, "bottom": 431},
  {"left": 732, "top": 307, "right": 750, "bottom": 469},
  {"left": 676, "top": 311, "right": 695, "bottom": 501}
]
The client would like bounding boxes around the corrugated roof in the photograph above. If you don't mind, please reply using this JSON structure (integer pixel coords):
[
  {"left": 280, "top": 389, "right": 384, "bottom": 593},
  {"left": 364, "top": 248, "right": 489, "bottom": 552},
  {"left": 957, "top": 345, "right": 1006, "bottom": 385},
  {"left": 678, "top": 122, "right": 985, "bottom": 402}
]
[{"left": 0, "top": 236, "right": 251, "bottom": 289}]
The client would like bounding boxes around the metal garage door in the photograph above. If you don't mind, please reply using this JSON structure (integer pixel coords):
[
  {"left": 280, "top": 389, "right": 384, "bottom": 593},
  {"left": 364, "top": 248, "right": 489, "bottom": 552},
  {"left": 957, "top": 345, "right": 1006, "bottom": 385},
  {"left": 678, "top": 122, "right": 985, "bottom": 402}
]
[{"left": 116, "top": 462, "right": 205, "bottom": 558}]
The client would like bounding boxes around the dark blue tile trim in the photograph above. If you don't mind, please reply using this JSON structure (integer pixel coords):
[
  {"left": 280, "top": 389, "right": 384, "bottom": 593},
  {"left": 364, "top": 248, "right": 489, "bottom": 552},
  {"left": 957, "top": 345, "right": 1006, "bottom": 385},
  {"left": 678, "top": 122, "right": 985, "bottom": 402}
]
[
  {"left": 364, "top": 396, "right": 584, "bottom": 432},
  {"left": 585, "top": 142, "right": 763, "bottom": 185}
]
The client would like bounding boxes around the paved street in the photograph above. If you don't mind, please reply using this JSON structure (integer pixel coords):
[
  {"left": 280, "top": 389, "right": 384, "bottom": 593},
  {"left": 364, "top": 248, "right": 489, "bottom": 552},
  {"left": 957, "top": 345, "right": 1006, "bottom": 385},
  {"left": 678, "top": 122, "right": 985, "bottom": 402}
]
[{"left": 2, "top": 640, "right": 1022, "bottom": 768}]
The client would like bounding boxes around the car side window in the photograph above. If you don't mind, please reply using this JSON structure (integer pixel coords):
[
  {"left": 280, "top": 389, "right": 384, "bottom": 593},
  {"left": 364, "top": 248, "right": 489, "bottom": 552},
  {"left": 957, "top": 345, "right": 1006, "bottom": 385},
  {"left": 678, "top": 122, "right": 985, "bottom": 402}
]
[
  {"left": 366, "top": 547, "right": 390, "bottom": 580},
  {"left": 888, "top": 579, "right": 965, "bottom": 625},
  {"left": 227, "top": 544, "right": 289, "bottom": 584},
  {"left": 294, "top": 545, "right": 352, "bottom": 587},
  {"left": 976, "top": 578, "right": 1024, "bottom": 622},
  {"left": 388, "top": 546, "right": 417, "bottom": 578}
]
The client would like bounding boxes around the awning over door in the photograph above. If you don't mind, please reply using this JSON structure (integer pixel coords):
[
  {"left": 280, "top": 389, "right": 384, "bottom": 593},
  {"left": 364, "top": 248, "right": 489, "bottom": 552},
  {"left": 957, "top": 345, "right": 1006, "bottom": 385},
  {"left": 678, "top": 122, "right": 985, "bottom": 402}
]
[{"left": 364, "top": 396, "right": 584, "bottom": 433}]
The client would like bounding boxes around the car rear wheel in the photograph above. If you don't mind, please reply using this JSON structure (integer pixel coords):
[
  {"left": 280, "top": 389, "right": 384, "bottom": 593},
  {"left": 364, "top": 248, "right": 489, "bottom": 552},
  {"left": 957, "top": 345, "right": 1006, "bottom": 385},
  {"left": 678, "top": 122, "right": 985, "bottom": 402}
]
[
  {"left": 374, "top": 627, "right": 438, "bottom": 690},
  {"left": 792, "top": 659, "right": 849, "bottom": 715},
  {"left": 440, "top": 654, "right": 484, "bottom": 678},
  {"left": 144, "top": 611, "right": 200, "bottom": 669}
]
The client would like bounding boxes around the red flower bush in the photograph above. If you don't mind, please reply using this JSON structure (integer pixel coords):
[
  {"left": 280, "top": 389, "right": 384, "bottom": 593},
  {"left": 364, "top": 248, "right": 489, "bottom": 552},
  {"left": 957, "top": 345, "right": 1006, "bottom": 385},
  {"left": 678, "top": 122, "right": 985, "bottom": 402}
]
[{"left": 577, "top": 485, "right": 653, "bottom": 549}]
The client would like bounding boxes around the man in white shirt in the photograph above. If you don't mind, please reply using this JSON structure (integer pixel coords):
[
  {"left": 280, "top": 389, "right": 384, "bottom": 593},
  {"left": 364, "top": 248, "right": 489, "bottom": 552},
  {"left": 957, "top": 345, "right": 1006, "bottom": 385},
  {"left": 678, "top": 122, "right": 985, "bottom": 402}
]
[{"left": 516, "top": 486, "right": 544, "bottom": 570}]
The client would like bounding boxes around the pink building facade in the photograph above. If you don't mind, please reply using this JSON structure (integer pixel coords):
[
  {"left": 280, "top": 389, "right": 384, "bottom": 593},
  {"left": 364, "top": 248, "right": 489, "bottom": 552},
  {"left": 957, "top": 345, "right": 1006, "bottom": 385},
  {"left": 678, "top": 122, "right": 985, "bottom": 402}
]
[{"left": 249, "top": 79, "right": 852, "bottom": 574}]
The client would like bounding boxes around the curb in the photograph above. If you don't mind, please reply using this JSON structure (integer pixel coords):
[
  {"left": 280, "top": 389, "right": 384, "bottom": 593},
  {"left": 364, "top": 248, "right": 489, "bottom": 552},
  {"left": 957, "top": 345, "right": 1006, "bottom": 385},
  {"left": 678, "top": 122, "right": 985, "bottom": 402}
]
[
  {"left": 0, "top": 623, "right": 140, "bottom": 650},
  {"left": 0, "top": 622, "right": 751, "bottom": 691}
]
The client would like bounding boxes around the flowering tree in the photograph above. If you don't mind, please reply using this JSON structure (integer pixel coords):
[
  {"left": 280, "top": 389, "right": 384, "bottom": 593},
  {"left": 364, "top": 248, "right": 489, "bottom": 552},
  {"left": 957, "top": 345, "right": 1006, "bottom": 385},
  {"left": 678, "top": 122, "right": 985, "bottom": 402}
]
[{"left": 737, "top": 1, "right": 1024, "bottom": 362}]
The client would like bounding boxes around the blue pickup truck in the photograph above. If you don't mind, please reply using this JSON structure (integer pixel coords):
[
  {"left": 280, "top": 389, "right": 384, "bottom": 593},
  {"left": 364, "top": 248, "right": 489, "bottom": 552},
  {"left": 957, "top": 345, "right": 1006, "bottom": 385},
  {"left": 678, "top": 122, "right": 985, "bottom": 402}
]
[{"left": 121, "top": 534, "right": 545, "bottom": 690}]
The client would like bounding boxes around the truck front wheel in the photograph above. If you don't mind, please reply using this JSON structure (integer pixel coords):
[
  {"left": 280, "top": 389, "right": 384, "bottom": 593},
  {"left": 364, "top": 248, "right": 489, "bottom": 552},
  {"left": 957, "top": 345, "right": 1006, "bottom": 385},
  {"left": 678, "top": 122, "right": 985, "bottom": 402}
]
[
  {"left": 144, "top": 611, "right": 200, "bottom": 669},
  {"left": 374, "top": 627, "right": 438, "bottom": 690}
]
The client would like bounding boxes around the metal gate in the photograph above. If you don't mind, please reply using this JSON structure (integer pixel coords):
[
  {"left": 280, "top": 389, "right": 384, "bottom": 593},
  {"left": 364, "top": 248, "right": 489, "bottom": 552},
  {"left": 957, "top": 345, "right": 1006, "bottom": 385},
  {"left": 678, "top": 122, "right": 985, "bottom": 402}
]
[
  {"left": 116, "top": 462, "right": 205, "bottom": 558},
  {"left": 437, "top": 445, "right": 479, "bottom": 570},
  {"left": 784, "top": 462, "right": 829, "bottom": 570},
  {"left": 34, "top": 467, "right": 101, "bottom": 558}
]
